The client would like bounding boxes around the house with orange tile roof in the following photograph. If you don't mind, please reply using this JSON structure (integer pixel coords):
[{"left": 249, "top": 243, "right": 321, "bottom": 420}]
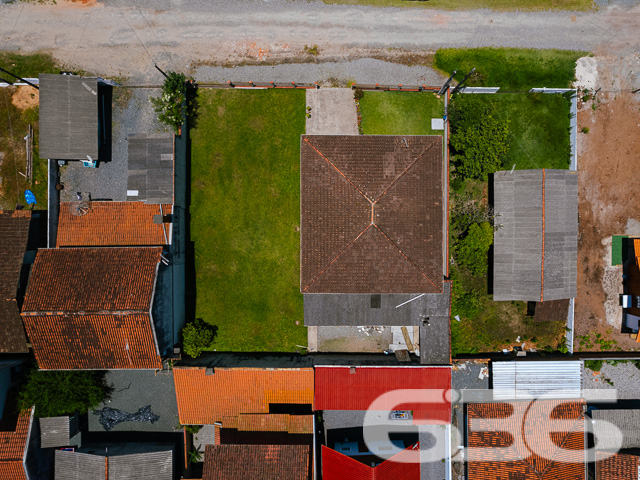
[
  {"left": 20, "top": 247, "right": 167, "bottom": 370},
  {"left": 596, "top": 452, "right": 640, "bottom": 480},
  {"left": 467, "top": 400, "right": 586, "bottom": 480},
  {"left": 56, "top": 202, "right": 173, "bottom": 247}
]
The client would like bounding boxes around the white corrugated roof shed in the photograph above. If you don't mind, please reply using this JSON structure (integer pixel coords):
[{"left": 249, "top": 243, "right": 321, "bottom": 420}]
[{"left": 492, "top": 361, "right": 583, "bottom": 399}]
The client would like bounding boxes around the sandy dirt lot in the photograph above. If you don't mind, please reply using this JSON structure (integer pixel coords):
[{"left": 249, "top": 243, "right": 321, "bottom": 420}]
[{"left": 575, "top": 51, "right": 640, "bottom": 350}]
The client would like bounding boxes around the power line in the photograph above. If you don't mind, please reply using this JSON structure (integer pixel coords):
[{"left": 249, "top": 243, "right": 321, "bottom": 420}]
[
  {"left": 1, "top": 4, "right": 24, "bottom": 51},
  {"left": 70, "top": 5, "right": 97, "bottom": 68},
  {"left": 133, "top": 1, "right": 177, "bottom": 71},
  {"left": 120, "top": 9, "right": 156, "bottom": 66}
]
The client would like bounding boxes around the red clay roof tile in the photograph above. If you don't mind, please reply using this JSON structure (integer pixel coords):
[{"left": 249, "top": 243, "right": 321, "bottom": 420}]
[
  {"left": 57, "top": 202, "right": 172, "bottom": 247},
  {"left": 0, "top": 210, "right": 31, "bottom": 353},
  {"left": 322, "top": 444, "right": 420, "bottom": 480},
  {"left": 300, "top": 135, "right": 443, "bottom": 294},
  {"left": 173, "top": 368, "right": 314, "bottom": 425},
  {"left": 0, "top": 404, "right": 32, "bottom": 480},
  {"left": 596, "top": 452, "right": 640, "bottom": 480},
  {"left": 202, "top": 444, "right": 309, "bottom": 480},
  {"left": 467, "top": 400, "right": 585, "bottom": 480},
  {"left": 22, "top": 314, "right": 162, "bottom": 370}
]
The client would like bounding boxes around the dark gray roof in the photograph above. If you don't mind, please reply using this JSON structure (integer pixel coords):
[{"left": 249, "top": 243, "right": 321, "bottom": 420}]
[
  {"left": 127, "top": 133, "right": 174, "bottom": 204},
  {"left": 304, "top": 284, "right": 450, "bottom": 327},
  {"left": 493, "top": 169, "right": 578, "bottom": 302},
  {"left": 39, "top": 416, "right": 70, "bottom": 448},
  {"left": 55, "top": 443, "right": 173, "bottom": 480},
  {"left": 591, "top": 409, "right": 640, "bottom": 450},
  {"left": 55, "top": 451, "right": 105, "bottom": 480},
  {"left": 39, "top": 74, "right": 99, "bottom": 160}
]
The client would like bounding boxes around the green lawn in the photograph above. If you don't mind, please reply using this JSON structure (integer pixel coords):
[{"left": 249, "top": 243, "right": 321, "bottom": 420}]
[
  {"left": 190, "top": 89, "right": 307, "bottom": 352},
  {"left": 0, "top": 52, "right": 58, "bottom": 209},
  {"left": 435, "top": 48, "right": 588, "bottom": 91},
  {"left": 322, "top": 0, "right": 592, "bottom": 10},
  {"left": 359, "top": 91, "right": 444, "bottom": 135}
]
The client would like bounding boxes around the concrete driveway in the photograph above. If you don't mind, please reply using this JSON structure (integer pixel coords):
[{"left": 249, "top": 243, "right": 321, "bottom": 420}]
[{"left": 306, "top": 88, "right": 358, "bottom": 135}]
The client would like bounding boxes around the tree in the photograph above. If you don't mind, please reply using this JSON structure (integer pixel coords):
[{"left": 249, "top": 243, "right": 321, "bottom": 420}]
[
  {"left": 449, "top": 95, "right": 510, "bottom": 180},
  {"left": 182, "top": 319, "right": 217, "bottom": 358},
  {"left": 455, "top": 221, "right": 494, "bottom": 276},
  {"left": 150, "top": 71, "right": 198, "bottom": 134},
  {"left": 18, "top": 369, "right": 113, "bottom": 417}
]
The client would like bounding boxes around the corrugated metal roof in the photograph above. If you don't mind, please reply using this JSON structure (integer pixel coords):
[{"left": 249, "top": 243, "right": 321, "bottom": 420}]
[
  {"left": 591, "top": 410, "right": 640, "bottom": 450},
  {"left": 39, "top": 417, "right": 70, "bottom": 448},
  {"left": 314, "top": 366, "right": 451, "bottom": 425},
  {"left": 492, "top": 361, "right": 583, "bottom": 400},
  {"left": 55, "top": 451, "right": 105, "bottom": 480},
  {"left": 108, "top": 450, "right": 173, "bottom": 480}
]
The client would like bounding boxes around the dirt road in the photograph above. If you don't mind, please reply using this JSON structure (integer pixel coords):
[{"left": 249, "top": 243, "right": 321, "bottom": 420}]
[{"left": 0, "top": 0, "right": 639, "bottom": 80}]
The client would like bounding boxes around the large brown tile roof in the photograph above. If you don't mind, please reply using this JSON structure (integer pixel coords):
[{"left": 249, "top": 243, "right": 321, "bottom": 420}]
[
  {"left": 596, "top": 452, "right": 640, "bottom": 480},
  {"left": 0, "top": 403, "right": 32, "bottom": 480},
  {"left": 173, "top": 368, "right": 314, "bottom": 425},
  {"left": 21, "top": 247, "right": 163, "bottom": 369},
  {"left": 0, "top": 210, "right": 31, "bottom": 353},
  {"left": 300, "top": 135, "right": 443, "bottom": 293},
  {"left": 22, "top": 247, "right": 162, "bottom": 314},
  {"left": 467, "top": 400, "right": 585, "bottom": 480},
  {"left": 22, "top": 314, "right": 162, "bottom": 369},
  {"left": 57, "top": 202, "right": 172, "bottom": 247},
  {"left": 202, "top": 444, "right": 309, "bottom": 480}
]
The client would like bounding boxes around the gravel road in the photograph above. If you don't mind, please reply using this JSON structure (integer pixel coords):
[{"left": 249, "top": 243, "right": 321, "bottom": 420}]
[{"left": 0, "top": 0, "right": 638, "bottom": 81}]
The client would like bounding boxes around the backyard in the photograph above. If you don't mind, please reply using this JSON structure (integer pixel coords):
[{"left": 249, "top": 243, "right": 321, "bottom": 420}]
[
  {"left": 189, "top": 88, "right": 307, "bottom": 352},
  {"left": 0, "top": 52, "right": 58, "bottom": 209}
]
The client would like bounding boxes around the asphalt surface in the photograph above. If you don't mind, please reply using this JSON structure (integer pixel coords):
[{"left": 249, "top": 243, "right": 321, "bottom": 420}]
[{"left": 0, "top": 1, "right": 638, "bottom": 80}]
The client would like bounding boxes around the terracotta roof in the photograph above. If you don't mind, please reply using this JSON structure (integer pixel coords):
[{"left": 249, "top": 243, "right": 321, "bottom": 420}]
[
  {"left": 322, "top": 444, "right": 420, "bottom": 480},
  {"left": 596, "top": 452, "right": 640, "bottom": 480},
  {"left": 173, "top": 368, "right": 314, "bottom": 425},
  {"left": 0, "top": 404, "right": 32, "bottom": 480},
  {"left": 0, "top": 210, "right": 31, "bottom": 353},
  {"left": 300, "top": 135, "right": 443, "bottom": 293},
  {"left": 203, "top": 444, "right": 309, "bottom": 480},
  {"left": 57, "top": 202, "right": 172, "bottom": 247},
  {"left": 22, "top": 247, "right": 162, "bottom": 314},
  {"left": 467, "top": 400, "right": 585, "bottom": 480},
  {"left": 314, "top": 366, "right": 451, "bottom": 425},
  {"left": 230, "top": 414, "right": 313, "bottom": 434},
  {"left": 21, "top": 247, "right": 163, "bottom": 369},
  {"left": 22, "top": 314, "right": 162, "bottom": 370}
]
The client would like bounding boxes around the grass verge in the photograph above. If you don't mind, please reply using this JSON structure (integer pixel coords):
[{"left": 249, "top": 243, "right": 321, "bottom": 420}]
[
  {"left": 190, "top": 89, "right": 307, "bottom": 352},
  {"left": 359, "top": 91, "right": 444, "bottom": 135},
  {"left": 435, "top": 48, "right": 588, "bottom": 91},
  {"left": 0, "top": 52, "right": 58, "bottom": 209},
  {"left": 322, "top": 0, "right": 592, "bottom": 10}
]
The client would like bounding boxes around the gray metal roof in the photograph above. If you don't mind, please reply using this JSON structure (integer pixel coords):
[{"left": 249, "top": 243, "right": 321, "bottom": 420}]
[
  {"left": 304, "top": 284, "right": 450, "bottom": 327},
  {"left": 108, "top": 450, "right": 173, "bottom": 480},
  {"left": 591, "top": 409, "right": 640, "bottom": 450},
  {"left": 493, "top": 169, "right": 578, "bottom": 302},
  {"left": 55, "top": 451, "right": 105, "bottom": 480},
  {"left": 492, "top": 360, "right": 583, "bottom": 399},
  {"left": 39, "top": 416, "right": 70, "bottom": 448},
  {"left": 39, "top": 74, "right": 99, "bottom": 160},
  {"left": 127, "top": 133, "right": 174, "bottom": 204}
]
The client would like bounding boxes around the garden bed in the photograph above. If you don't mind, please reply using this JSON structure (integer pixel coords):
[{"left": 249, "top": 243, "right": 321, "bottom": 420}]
[{"left": 189, "top": 89, "right": 308, "bottom": 352}]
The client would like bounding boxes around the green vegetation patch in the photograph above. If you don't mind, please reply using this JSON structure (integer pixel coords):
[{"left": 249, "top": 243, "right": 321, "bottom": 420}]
[
  {"left": 0, "top": 53, "right": 58, "bottom": 209},
  {"left": 321, "top": 0, "right": 592, "bottom": 11},
  {"left": 435, "top": 48, "right": 588, "bottom": 91},
  {"left": 359, "top": 91, "right": 444, "bottom": 136},
  {"left": 190, "top": 89, "right": 307, "bottom": 352}
]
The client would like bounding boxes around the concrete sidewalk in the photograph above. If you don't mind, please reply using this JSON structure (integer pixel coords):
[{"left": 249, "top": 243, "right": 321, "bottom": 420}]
[{"left": 306, "top": 88, "right": 358, "bottom": 136}]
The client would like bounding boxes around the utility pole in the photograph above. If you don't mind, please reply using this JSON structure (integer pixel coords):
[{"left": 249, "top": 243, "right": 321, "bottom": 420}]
[
  {"left": 451, "top": 68, "right": 476, "bottom": 95},
  {"left": 438, "top": 70, "right": 457, "bottom": 96},
  {"left": 0, "top": 67, "right": 39, "bottom": 90},
  {"left": 154, "top": 64, "right": 169, "bottom": 79}
]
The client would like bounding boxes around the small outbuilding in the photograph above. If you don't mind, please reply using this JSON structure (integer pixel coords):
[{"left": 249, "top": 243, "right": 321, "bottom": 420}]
[{"left": 493, "top": 169, "right": 578, "bottom": 302}]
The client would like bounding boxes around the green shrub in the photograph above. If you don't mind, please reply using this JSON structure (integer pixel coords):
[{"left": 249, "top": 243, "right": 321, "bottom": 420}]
[
  {"left": 581, "top": 127, "right": 589, "bottom": 134},
  {"left": 585, "top": 360, "right": 604, "bottom": 372},
  {"left": 18, "top": 369, "right": 113, "bottom": 417},
  {"left": 182, "top": 319, "right": 217, "bottom": 358},
  {"left": 353, "top": 88, "right": 364, "bottom": 101},
  {"left": 150, "top": 71, "right": 198, "bottom": 134},
  {"left": 449, "top": 95, "right": 510, "bottom": 180},
  {"left": 455, "top": 222, "right": 494, "bottom": 275}
]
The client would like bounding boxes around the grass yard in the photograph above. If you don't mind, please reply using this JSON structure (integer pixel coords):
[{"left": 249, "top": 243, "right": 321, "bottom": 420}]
[
  {"left": 190, "top": 89, "right": 307, "bottom": 352},
  {"left": 0, "top": 52, "right": 58, "bottom": 209},
  {"left": 322, "top": 0, "right": 592, "bottom": 11},
  {"left": 435, "top": 48, "right": 588, "bottom": 91},
  {"left": 359, "top": 91, "right": 444, "bottom": 135}
]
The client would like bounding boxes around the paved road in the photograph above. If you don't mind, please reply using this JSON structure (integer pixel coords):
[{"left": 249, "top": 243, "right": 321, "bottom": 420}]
[{"left": 0, "top": 0, "right": 638, "bottom": 80}]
